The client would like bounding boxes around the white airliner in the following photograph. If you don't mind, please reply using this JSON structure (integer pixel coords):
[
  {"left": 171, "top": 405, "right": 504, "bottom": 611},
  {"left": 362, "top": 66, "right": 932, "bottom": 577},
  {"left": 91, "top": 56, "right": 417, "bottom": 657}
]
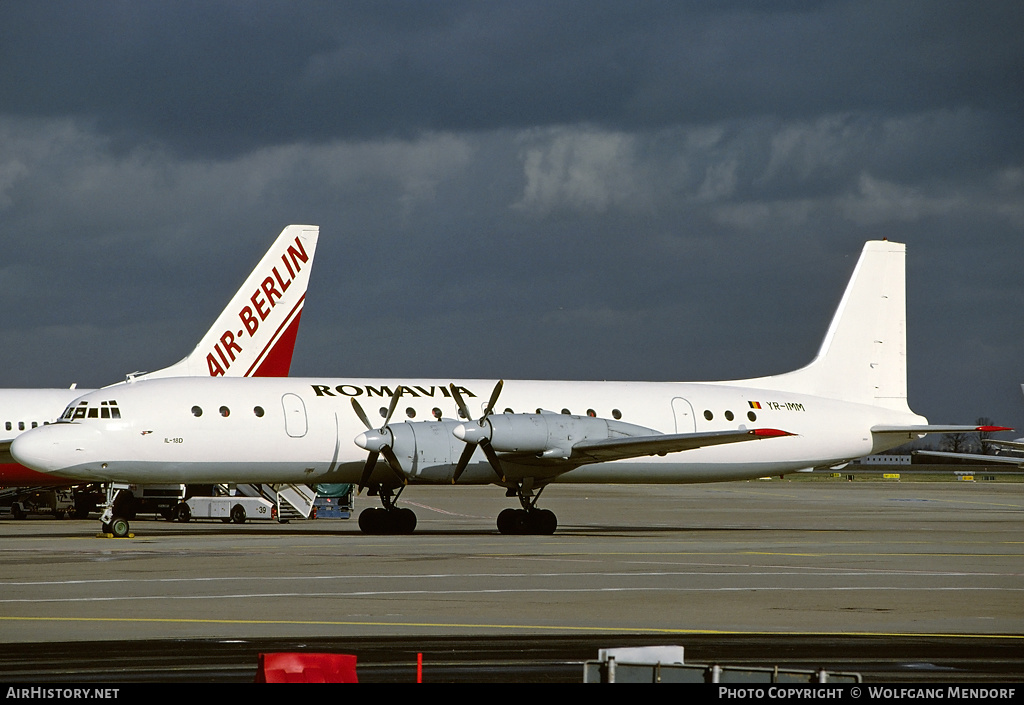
[
  {"left": 12, "top": 240, "right": 1010, "bottom": 536},
  {"left": 0, "top": 224, "right": 320, "bottom": 488}
]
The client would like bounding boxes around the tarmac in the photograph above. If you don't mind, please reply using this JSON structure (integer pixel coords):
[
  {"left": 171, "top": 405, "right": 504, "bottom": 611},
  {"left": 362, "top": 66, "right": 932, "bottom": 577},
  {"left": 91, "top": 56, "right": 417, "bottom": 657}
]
[{"left": 0, "top": 479, "right": 1021, "bottom": 681}]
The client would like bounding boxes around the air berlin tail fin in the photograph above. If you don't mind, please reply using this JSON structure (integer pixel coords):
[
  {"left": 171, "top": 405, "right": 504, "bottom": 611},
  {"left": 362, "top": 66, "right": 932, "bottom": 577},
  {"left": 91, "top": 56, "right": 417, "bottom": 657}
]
[{"left": 137, "top": 224, "right": 320, "bottom": 380}]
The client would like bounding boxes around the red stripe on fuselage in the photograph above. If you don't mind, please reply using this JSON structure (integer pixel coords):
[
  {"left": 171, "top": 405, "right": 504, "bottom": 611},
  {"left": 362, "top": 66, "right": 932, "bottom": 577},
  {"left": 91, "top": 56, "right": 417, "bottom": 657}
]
[{"left": 0, "top": 462, "right": 73, "bottom": 487}]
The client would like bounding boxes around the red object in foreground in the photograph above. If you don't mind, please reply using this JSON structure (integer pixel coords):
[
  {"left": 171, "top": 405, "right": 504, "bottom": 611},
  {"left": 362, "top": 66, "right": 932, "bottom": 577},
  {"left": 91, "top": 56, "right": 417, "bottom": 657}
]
[{"left": 255, "top": 653, "right": 358, "bottom": 683}]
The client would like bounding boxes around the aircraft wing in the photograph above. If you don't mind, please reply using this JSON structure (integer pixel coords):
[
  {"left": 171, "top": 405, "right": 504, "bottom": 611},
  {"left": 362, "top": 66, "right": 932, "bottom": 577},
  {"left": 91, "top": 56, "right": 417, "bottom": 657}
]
[
  {"left": 503, "top": 428, "right": 793, "bottom": 467},
  {"left": 914, "top": 450, "right": 1024, "bottom": 467}
]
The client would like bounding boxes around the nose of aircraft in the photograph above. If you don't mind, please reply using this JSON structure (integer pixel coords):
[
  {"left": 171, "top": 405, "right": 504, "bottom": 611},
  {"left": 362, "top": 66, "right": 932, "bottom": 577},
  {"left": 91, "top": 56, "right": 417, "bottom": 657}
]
[{"left": 10, "top": 423, "right": 103, "bottom": 475}]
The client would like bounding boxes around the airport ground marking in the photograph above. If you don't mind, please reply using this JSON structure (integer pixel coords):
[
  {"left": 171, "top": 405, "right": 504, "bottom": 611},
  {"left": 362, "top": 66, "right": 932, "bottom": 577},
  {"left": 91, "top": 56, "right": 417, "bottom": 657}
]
[{"left": 0, "top": 614, "right": 1022, "bottom": 641}]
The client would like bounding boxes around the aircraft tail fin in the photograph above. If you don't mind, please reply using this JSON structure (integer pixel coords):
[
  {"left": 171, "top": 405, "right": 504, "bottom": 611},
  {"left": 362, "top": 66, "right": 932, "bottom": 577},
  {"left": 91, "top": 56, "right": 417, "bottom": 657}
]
[
  {"left": 742, "top": 240, "right": 913, "bottom": 412},
  {"left": 136, "top": 225, "right": 319, "bottom": 380}
]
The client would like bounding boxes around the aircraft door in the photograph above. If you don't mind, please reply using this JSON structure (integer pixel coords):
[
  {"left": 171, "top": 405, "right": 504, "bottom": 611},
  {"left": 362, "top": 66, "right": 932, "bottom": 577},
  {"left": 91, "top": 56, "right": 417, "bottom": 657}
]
[
  {"left": 282, "top": 393, "right": 308, "bottom": 438},
  {"left": 672, "top": 397, "right": 696, "bottom": 434}
]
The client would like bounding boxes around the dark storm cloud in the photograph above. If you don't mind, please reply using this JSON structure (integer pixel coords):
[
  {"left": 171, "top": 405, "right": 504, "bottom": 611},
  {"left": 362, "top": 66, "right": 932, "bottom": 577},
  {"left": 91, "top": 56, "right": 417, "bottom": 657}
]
[
  {"left": 0, "top": 1, "right": 1021, "bottom": 435},
  {"left": 2, "top": 2, "right": 1022, "bottom": 155}
]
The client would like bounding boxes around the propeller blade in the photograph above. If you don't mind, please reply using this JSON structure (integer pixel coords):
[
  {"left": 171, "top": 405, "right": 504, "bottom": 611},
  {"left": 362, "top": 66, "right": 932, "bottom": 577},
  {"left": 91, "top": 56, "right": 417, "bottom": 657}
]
[
  {"left": 351, "top": 398, "right": 372, "bottom": 430},
  {"left": 380, "top": 445, "right": 407, "bottom": 485},
  {"left": 484, "top": 379, "right": 504, "bottom": 417},
  {"left": 382, "top": 385, "right": 404, "bottom": 428},
  {"left": 451, "top": 380, "right": 506, "bottom": 484},
  {"left": 450, "top": 383, "right": 472, "bottom": 421},
  {"left": 353, "top": 385, "right": 408, "bottom": 493},
  {"left": 451, "top": 443, "right": 477, "bottom": 484},
  {"left": 357, "top": 451, "right": 380, "bottom": 494},
  {"left": 480, "top": 440, "right": 506, "bottom": 483}
]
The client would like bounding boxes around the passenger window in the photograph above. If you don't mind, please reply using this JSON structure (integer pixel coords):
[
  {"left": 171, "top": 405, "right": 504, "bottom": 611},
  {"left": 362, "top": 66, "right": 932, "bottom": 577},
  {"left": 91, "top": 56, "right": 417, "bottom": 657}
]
[
  {"left": 254, "top": 406, "right": 265, "bottom": 418},
  {"left": 748, "top": 411, "right": 757, "bottom": 422},
  {"left": 612, "top": 409, "right": 622, "bottom": 420},
  {"left": 725, "top": 410, "right": 734, "bottom": 421},
  {"left": 432, "top": 407, "right": 442, "bottom": 420},
  {"left": 406, "top": 407, "right": 416, "bottom": 419},
  {"left": 192, "top": 406, "right": 203, "bottom": 417},
  {"left": 704, "top": 410, "right": 713, "bottom": 421},
  {"left": 219, "top": 406, "right": 230, "bottom": 417}
]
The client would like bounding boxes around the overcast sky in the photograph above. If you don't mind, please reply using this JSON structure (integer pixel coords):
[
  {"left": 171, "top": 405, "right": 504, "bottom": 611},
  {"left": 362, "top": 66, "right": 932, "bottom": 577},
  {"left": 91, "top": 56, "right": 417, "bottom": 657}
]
[{"left": 1, "top": 1, "right": 1022, "bottom": 437}]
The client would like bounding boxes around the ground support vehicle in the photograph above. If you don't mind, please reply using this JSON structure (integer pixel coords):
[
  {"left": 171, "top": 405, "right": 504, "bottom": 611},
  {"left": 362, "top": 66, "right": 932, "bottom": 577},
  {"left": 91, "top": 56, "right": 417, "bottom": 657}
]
[{"left": 173, "top": 495, "right": 276, "bottom": 524}]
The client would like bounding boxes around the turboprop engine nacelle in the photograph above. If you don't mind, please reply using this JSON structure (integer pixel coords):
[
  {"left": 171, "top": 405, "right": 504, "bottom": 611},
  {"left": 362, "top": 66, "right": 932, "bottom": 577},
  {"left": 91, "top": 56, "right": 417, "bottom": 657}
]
[{"left": 454, "top": 413, "right": 659, "bottom": 460}]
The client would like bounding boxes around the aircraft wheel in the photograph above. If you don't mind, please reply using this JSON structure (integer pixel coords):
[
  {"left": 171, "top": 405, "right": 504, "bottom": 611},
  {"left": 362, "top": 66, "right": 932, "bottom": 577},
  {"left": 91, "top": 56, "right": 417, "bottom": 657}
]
[
  {"left": 496, "top": 508, "right": 519, "bottom": 534},
  {"left": 396, "top": 507, "right": 417, "bottom": 534},
  {"left": 358, "top": 507, "right": 385, "bottom": 534},
  {"left": 109, "top": 517, "right": 130, "bottom": 538},
  {"left": 231, "top": 504, "right": 247, "bottom": 524},
  {"left": 534, "top": 509, "right": 557, "bottom": 535}
]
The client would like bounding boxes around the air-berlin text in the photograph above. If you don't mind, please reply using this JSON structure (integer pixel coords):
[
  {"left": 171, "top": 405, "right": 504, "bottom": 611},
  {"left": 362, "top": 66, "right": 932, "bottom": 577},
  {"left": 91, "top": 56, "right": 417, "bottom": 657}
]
[{"left": 207, "top": 236, "right": 309, "bottom": 376}]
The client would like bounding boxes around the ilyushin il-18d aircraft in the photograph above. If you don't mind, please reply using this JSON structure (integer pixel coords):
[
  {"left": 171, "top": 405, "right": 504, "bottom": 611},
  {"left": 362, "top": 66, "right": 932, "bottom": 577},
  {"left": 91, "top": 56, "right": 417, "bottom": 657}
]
[
  {"left": 12, "top": 239, "right": 1010, "bottom": 537},
  {"left": 0, "top": 224, "right": 319, "bottom": 490}
]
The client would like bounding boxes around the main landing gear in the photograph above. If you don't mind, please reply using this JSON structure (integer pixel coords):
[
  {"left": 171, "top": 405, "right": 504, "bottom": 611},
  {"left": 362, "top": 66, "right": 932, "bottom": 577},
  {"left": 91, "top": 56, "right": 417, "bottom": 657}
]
[
  {"left": 496, "top": 484, "right": 557, "bottom": 535},
  {"left": 357, "top": 485, "right": 417, "bottom": 535}
]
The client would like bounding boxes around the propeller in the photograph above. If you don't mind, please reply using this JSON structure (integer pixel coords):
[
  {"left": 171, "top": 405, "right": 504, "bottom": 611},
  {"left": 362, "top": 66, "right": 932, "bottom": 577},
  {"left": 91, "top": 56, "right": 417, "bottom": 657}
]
[
  {"left": 352, "top": 386, "right": 408, "bottom": 493},
  {"left": 450, "top": 380, "right": 506, "bottom": 484}
]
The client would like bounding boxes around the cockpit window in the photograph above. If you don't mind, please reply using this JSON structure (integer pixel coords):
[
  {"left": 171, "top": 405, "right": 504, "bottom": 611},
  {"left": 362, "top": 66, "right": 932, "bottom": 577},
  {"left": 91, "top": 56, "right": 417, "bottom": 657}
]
[{"left": 61, "top": 400, "right": 120, "bottom": 422}]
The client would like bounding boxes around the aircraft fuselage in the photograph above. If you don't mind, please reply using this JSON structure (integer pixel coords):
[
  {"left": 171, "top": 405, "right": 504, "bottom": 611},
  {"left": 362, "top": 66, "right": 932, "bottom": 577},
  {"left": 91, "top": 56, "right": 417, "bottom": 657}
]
[{"left": 12, "top": 376, "right": 925, "bottom": 486}]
